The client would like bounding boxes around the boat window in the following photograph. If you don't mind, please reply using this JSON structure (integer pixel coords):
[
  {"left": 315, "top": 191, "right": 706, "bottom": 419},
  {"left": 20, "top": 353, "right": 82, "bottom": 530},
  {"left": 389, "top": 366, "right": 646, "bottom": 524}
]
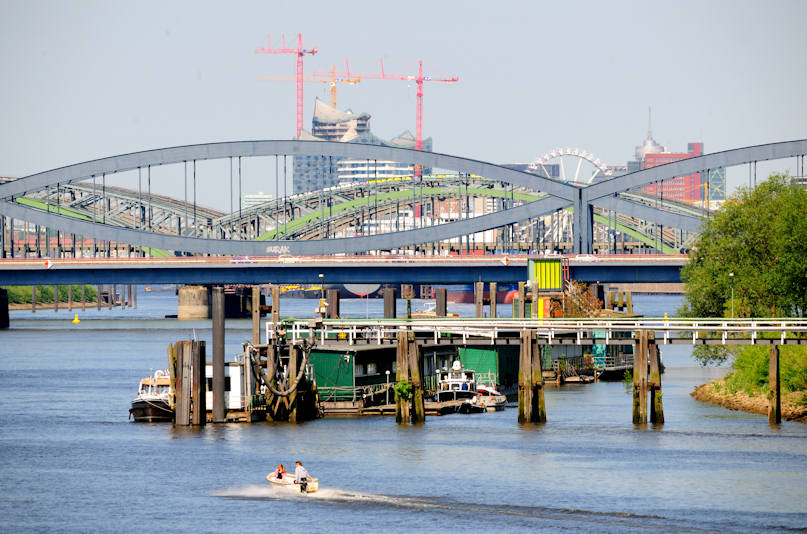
[{"left": 366, "top": 363, "right": 377, "bottom": 375}]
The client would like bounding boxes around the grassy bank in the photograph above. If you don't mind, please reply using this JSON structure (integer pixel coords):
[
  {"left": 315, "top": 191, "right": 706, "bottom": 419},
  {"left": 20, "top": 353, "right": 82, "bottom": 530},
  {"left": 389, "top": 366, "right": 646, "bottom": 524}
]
[
  {"left": 5, "top": 285, "right": 98, "bottom": 304},
  {"left": 692, "top": 345, "right": 807, "bottom": 423}
]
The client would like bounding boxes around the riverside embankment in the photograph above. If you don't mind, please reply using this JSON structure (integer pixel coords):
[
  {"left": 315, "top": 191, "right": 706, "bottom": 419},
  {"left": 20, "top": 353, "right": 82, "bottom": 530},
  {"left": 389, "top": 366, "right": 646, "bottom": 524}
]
[{"left": 692, "top": 378, "right": 807, "bottom": 423}]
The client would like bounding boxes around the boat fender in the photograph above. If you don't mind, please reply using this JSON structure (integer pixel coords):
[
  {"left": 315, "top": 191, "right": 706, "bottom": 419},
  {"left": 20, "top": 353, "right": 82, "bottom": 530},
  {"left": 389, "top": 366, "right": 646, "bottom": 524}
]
[{"left": 154, "top": 370, "right": 166, "bottom": 379}]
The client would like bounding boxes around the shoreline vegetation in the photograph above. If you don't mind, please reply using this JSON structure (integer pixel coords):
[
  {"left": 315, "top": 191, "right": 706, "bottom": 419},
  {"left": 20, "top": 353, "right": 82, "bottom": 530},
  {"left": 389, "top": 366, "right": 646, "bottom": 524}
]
[
  {"left": 680, "top": 174, "right": 807, "bottom": 422},
  {"left": 692, "top": 378, "right": 807, "bottom": 423},
  {"left": 5, "top": 285, "right": 98, "bottom": 308}
]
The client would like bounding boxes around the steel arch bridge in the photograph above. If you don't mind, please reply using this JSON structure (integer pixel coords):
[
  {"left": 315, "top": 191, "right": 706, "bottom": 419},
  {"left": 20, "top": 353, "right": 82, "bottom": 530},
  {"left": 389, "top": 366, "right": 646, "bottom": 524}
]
[{"left": 0, "top": 139, "right": 804, "bottom": 256}]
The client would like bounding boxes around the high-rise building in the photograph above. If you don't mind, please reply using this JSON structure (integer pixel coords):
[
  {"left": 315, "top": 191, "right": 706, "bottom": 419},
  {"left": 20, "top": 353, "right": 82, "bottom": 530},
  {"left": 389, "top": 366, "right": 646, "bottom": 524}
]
[{"left": 293, "top": 98, "right": 432, "bottom": 193}]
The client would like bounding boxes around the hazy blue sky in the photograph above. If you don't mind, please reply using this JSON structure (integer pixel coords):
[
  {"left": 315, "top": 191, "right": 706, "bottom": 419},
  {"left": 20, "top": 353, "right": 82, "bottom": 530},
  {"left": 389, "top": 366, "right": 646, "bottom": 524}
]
[{"left": 1, "top": 0, "right": 805, "bottom": 208}]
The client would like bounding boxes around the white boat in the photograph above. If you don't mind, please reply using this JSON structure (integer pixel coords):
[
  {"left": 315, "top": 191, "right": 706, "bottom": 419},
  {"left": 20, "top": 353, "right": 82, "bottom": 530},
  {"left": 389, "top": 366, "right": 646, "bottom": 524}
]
[
  {"left": 435, "top": 361, "right": 486, "bottom": 413},
  {"left": 475, "top": 384, "right": 507, "bottom": 411},
  {"left": 266, "top": 474, "right": 319, "bottom": 493},
  {"left": 129, "top": 369, "right": 173, "bottom": 422}
]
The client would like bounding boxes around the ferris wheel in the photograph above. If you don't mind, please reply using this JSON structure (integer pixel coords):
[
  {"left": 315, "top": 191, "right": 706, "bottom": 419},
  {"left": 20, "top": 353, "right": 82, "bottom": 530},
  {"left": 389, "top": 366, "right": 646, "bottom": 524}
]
[{"left": 527, "top": 147, "right": 614, "bottom": 185}]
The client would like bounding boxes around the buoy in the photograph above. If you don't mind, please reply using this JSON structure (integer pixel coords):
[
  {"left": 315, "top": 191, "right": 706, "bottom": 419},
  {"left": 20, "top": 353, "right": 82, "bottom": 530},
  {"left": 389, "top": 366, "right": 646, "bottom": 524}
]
[{"left": 72, "top": 314, "right": 80, "bottom": 324}]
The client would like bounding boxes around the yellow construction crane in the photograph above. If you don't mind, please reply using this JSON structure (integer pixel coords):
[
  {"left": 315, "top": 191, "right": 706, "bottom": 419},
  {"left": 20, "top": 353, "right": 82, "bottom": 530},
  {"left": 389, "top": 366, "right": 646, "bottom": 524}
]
[{"left": 260, "top": 65, "right": 359, "bottom": 109}]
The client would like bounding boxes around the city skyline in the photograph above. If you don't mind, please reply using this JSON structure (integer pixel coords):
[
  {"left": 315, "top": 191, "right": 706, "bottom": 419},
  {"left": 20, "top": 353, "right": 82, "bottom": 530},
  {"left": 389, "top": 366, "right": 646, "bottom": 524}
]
[{"left": 1, "top": 0, "right": 805, "bottom": 209}]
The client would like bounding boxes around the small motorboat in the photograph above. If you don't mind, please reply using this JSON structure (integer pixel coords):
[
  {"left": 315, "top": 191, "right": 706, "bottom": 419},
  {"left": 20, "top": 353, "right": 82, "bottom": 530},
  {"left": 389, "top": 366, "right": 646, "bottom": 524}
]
[
  {"left": 266, "top": 474, "right": 319, "bottom": 493},
  {"left": 475, "top": 384, "right": 507, "bottom": 411},
  {"left": 129, "top": 369, "right": 173, "bottom": 422}
]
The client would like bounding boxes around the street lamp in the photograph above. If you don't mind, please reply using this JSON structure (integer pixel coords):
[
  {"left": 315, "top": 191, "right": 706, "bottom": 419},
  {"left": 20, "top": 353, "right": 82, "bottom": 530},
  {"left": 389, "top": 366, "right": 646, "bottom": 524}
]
[
  {"left": 385, "top": 370, "right": 391, "bottom": 405},
  {"left": 729, "top": 272, "right": 734, "bottom": 317},
  {"left": 318, "top": 273, "right": 324, "bottom": 300}
]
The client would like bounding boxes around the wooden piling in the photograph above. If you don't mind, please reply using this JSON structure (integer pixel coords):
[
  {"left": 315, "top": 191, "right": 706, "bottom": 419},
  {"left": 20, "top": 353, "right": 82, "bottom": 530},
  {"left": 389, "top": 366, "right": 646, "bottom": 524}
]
[
  {"left": 32, "top": 285, "right": 36, "bottom": 313},
  {"left": 326, "top": 289, "right": 340, "bottom": 319},
  {"left": 530, "top": 331, "right": 546, "bottom": 422},
  {"left": 435, "top": 287, "right": 447, "bottom": 317},
  {"left": 518, "top": 329, "right": 533, "bottom": 423},
  {"left": 474, "top": 282, "right": 484, "bottom": 318},
  {"left": 395, "top": 330, "right": 410, "bottom": 424},
  {"left": 191, "top": 340, "right": 206, "bottom": 426},
  {"left": 251, "top": 286, "right": 260, "bottom": 345},
  {"left": 271, "top": 285, "right": 280, "bottom": 325},
  {"left": 175, "top": 341, "right": 192, "bottom": 426},
  {"left": 265, "top": 340, "right": 277, "bottom": 421},
  {"left": 212, "top": 286, "right": 226, "bottom": 423},
  {"left": 0, "top": 288, "right": 9, "bottom": 329},
  {"left": 769, "top": 345, "right": 781, "bottom": 425},
  {"left": 517, "top": 282, "right": 526, "bottom": 318},
  {"left": 97, "top": 285, "right": 102, "bottom": 310},
  {"left": 67, "top": 284, "right": 73, "bottom": 311},
  {"left": 633, "top": 330, "right": 648, "bottom": 424},
  {"left": 407, "top": 332, "right": 425, "bottom": 423},
  {"left": 288, "top": 344, "right": 299, "bottom": 424},
  {"left": 489, "top": 282, "right": 497, "bottom": 318},
  {"left": 530, "top": 281, "right": 539, "bottom": 318},
  {"left": 132, "top": 284, "right": 137, "bottom": 309},
  {"left": 54, "top": 285, "right": 59, "bottom": 312},
  {"left": 648, "top": 334, "right": 664, "bottom": 424},
  {"left": 81, "top": 284, "right": 86, "bottom": 311},
  {"left": 109, "top": 284, "right": 113, "bottom": 309},
  {"left": 384, "top": 287, "right": 397, "bottom": 319}
]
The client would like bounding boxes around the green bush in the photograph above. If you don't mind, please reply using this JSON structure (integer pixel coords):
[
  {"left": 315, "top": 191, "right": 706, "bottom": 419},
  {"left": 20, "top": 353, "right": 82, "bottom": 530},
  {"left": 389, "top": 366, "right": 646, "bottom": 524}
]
[
  {"left": 5, "top": 285, "right": 97, "bottom": 304},
  {"left": 724, "top": 345, "right": 807, "bottom": 396}
]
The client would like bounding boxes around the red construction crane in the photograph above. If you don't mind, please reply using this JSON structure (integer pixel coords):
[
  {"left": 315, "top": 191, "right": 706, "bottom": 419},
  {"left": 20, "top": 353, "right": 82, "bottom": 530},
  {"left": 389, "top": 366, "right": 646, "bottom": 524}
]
[
  {"left": 255, "top": 33, "right": 318, "bottom": 137},
  {"left": 315, "top": 60, "right": 458, "bottom": 151},
  {"left": 260, "top": 65, "right": 360, "bottom": 110}
]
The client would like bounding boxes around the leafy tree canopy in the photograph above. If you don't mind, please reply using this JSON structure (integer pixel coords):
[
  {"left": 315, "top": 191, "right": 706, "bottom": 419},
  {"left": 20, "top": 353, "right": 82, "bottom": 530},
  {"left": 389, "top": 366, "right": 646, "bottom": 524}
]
[{"left": 681, "top": 173, "right": 807, "bottom": 319}]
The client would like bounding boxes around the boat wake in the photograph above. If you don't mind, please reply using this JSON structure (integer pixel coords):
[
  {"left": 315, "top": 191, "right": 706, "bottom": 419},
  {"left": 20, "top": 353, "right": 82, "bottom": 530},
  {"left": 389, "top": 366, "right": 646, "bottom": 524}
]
[{"left": 212, "top": 485, "right": 685, "bottom": 529}]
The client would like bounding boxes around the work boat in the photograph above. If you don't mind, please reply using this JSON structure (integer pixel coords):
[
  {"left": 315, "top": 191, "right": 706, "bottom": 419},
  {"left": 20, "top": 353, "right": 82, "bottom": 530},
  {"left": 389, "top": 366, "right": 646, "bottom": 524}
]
[
  {"left": 266, "top": 473, "right": 319, "bottom": 493},
  {"left": 129, "top": 370, "right": 173, "bottom": 422},
  {"left": 435, "top": 361, "right": 486, "bottom": 413}
]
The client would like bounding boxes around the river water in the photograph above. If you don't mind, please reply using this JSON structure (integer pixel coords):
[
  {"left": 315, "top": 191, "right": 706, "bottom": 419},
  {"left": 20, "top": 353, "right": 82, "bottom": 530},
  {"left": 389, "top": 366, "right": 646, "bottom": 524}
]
[{"left": 1, "top": 292, "right": 806, "bottom": 532}]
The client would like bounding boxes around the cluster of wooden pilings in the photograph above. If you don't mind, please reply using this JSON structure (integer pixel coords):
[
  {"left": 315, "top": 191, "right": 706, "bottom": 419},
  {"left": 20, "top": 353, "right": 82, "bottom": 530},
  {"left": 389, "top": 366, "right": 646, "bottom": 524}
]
[
  {"left": 632, "top": 331, "right": 664, "bottom": 424},
  {"left": 169, "top": 340, "right": 207, "bottom": 426},
  {"left": 394, "top": 331, "right": 426, "bottom": 424},
  {"left": 518, "top": 330, "right": 547, "bottom": 423}
]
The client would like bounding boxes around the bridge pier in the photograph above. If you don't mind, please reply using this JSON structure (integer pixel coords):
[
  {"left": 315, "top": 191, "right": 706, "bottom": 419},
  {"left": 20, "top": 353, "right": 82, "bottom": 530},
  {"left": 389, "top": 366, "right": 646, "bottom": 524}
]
[{"left": 0, "top": 288, "right": 9, "bottom": 329}]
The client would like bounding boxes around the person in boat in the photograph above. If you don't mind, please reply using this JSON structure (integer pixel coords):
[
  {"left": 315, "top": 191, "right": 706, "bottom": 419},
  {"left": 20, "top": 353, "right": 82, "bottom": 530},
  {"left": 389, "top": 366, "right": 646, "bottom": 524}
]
[
  {"left": 272, "top": 463, "right": 286, "bottom": 480},
  {"left": 294, "top": 461, "right": 309, "bottom": 492}
]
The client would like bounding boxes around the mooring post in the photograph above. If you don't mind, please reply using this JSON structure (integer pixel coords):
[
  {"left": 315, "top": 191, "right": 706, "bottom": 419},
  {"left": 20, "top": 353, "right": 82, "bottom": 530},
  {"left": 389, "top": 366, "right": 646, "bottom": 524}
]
[
  {"left": 251, "top": 286, "right": 260, "bottom": 345},
  {"left": 132, "top": 284, "right": 137, "bottom": 309},
  {"left": 633, "top": 330, "right": 648, "bottom": 424},
  {"left": 31, "top": 285, "right": 36, "bottom": 313},
  {"left": 530, "top": 281, "right": 540, "bottom": 318},
  {"left": 109, "top": 284, "right": 114, "bottom": 310},
  {"left": 518, "top": 329, "right": 533, "bottom": 423},
  {"left": 265, "top": 340, "right": 277, "bottom": 421},
  {"left": 384, "top": 287, "right": 397, "bottom": 319},
  {"left": 769, "top": 345, "right": 781, "bottom": 425},
  {"left": 97, "top": 285, "right": 102, "bottom": 310},
  {"left": 0, "top": 288, "right": 9, "bottom": 329},
  {"left": 271, "top": 285, "right": 280, "bottom": 325},
  {"left": 395, "top": 330, "right": 411, "bottom": 424},
  {"left": 54, "top": 285, "right": 59, "bottom": 312},
  {"left": 435, "top": 287, "right": 447, "bottom": 317},
  {"left": 407, "top": 332, "right": 425, "bottom": 423},
  {"left": 326, "top": 289, "right": 340, "bottom": 319},
  {"left": 191, "top": 340, "right": 206, "bottom": 426},
  {"left": 212, "top": 286, "right": 226, "bottom": 423},
  {"left": 530, "top": 330, "right": 546, "bottom": 422},
  {"left": 648, "top": 333, "right": 664, "bottom": 424},
  {"left": 474, "top": 282, "right": 484, "bottom": 318},
  {"left": 288, "top": 344, "right": 299, "bottom": 424},
  {"left": 517, "top": 282, "right": 526, "bottom": 318},
  {"left": 489, "top": 282, "right": 497, "bottom": 318},
  {"left": 175, "top": 341, "right": 192, "bottom": 426}
]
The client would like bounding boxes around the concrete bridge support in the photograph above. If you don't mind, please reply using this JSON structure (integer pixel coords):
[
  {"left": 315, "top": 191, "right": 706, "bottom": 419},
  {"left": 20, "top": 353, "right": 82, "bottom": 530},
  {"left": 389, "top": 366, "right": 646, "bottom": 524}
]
[{"left": 178, "top": 285, "right": 209, "bottom": 320}]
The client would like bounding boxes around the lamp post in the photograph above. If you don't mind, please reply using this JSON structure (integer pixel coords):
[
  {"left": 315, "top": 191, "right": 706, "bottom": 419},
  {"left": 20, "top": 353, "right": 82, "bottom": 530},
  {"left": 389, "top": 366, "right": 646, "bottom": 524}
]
[
  {"left": 318, "top": 273, "right": 324, "bottom": 299},
  {"left": 385, "top": 370, "right": 390, "bottom": 405},
  {"left": 729, "top": 272, "right": 734, "bottom": 317}
]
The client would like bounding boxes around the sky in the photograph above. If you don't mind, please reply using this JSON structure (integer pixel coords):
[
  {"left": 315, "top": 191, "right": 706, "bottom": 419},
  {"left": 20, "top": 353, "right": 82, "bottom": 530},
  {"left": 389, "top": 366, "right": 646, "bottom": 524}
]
[{"left": 1, "top": 0, "right": 805, "bottom": 210}]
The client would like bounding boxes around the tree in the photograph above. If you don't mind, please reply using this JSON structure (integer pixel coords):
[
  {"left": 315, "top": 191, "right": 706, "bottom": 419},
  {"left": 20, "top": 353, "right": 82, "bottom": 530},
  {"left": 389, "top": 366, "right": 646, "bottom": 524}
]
[
  {"left": 680, "top": 174, "right": 807, "bottom": 365},
  {"left": 681, "top": 173, "right": 807, "bottom": 318}
]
